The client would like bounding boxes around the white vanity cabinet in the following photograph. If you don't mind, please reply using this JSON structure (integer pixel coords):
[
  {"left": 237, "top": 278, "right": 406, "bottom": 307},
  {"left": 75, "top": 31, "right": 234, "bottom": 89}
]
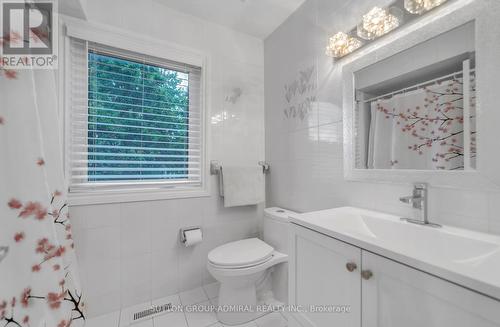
[
  {"left": 289, "top": 224, "right": 500, "bottom": 327},
  {"left": 362, "top": 251, "right": 500, "bottom": 327},
  {"left": 288, "top": 224, "right": 361, "bottom": 327}
]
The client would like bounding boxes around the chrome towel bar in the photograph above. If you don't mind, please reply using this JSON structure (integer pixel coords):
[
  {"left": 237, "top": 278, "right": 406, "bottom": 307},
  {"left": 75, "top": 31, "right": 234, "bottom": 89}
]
[{"left": 210, "top": 160, "right": 270, "bottom": 175}]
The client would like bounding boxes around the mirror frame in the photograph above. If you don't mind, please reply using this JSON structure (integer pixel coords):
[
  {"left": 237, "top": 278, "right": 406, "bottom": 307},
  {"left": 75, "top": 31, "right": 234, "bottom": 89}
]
[{"left": 342, "top": 0, "right": 500, "bottom": 190}]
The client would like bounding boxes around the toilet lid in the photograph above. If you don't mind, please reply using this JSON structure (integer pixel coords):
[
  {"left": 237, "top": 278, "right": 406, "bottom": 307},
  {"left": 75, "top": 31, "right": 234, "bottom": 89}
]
[{"left": 208, "top": 238, "right": 274, "bottom": 268}]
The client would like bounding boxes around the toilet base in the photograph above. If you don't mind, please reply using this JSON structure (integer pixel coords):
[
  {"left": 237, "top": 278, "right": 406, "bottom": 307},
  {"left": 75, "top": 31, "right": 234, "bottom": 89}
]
[
  {"left": 216, "top": 280, "right": 258, "bottom": 325},
  {"left": 207, "top": 251, "right": 289, "bottom": 325}
]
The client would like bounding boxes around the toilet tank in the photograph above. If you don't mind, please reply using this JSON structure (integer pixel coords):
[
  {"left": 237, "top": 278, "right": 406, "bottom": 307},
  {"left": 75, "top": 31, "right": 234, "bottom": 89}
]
[
  {"left": 263, "top": 207, "right": 295, "bottom": 253},
  {"left": 262, "top": 207, "right": 296, "bottom": 304}
]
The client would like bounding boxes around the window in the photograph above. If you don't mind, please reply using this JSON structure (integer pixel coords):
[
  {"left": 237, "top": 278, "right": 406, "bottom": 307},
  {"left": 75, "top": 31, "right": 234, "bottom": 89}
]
[{"left": 68, "top": 39, "right": 204, "bottom": 196}]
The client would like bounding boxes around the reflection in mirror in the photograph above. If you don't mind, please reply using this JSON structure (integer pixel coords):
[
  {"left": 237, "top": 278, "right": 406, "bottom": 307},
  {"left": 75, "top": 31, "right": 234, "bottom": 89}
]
[{"left": 354, "top": 22, "right": 476, "bottom": 171}]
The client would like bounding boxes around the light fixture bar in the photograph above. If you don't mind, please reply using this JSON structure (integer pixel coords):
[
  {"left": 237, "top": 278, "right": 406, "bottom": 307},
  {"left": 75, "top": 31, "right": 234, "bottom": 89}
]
[{"left": 325, "top": 0, "right": 450, "bottom": 59}]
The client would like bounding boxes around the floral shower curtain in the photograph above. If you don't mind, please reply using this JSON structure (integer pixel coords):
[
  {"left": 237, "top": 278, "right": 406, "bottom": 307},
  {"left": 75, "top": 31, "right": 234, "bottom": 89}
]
[
  {"left": 0, "top": 67, "right": 85, "bottom": 326},
  {"left": 368, "top": 77, "right": 473, "bottom": 170}
]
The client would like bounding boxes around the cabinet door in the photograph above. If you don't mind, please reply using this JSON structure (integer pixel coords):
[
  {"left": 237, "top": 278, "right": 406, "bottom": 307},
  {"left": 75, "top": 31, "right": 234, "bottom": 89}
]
[
  {"left": 361, "top": 251, "right": 500, "bottom": 327},
  {"left": 289, "top": 224, "right": 361, "bottom": 327}
]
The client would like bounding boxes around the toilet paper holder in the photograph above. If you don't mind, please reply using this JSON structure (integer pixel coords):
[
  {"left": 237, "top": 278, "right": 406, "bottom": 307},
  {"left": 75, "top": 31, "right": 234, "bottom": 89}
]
[{"left": 179, "top": 226, "right": 203, "bottom": 245}]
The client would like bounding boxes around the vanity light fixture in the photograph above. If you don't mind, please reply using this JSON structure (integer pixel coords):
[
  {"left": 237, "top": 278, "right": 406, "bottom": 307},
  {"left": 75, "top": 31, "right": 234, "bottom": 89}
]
[
  {"left": 404, "top": 0, "right": 448, "bottom": 14},
  {"left": 326, "top": 0, "right": 449, "bottom": 59},
  {"left": 325, "top": 32, "right": 362, "bottom": 58},
  {"left": 357, "top": 6, "right": 403, "bottom": 40}
]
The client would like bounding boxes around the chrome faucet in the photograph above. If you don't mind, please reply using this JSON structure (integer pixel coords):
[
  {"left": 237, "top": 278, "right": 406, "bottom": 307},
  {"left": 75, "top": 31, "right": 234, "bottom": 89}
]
[{"left": 399, "top": 183, "right": 441, "bottom": 228}]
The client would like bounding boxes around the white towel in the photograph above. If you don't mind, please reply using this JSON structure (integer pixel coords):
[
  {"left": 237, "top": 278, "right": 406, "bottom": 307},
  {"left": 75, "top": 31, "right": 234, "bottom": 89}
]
[{"left": 222, "top": 166, "right": 265, "bottom": 207}]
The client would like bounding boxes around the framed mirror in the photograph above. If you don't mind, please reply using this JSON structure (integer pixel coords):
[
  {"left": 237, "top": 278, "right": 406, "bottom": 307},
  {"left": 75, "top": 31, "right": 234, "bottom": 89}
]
[
  {"left": 342, "top": 0, "right": 500, "bottom": 189},
  {"left": 355, "top": 22, "right": 475, "bottom": 172}
]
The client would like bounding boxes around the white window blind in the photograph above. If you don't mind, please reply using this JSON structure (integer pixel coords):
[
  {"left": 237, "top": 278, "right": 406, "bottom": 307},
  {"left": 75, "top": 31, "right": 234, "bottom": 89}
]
[{"left": 68, "top": 38, "right": 203, "bottom": 192}]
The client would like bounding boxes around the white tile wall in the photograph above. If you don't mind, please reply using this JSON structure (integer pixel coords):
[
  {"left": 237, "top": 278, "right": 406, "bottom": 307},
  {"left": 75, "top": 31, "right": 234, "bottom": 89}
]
[
  {"left": 70, "top": 0, "right": 265, "bottom": 318},
  {"left": 264, "top": 0, "right": 500, "bottom": 234},
  {"left": 71, "top": 144, "right": 264, "bottom": 317}
]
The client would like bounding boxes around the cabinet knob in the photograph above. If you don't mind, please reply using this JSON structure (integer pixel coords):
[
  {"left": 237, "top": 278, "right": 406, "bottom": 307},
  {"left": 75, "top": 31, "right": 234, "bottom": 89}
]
[
  {"left": 346, "top": 262, "right": 357, "bottom": 272},
  {"left": 361, "top": 270, "right": 373, "bottom": 280}
]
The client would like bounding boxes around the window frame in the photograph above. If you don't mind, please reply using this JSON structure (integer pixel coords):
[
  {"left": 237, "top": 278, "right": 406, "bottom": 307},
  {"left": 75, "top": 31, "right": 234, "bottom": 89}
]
[{"left": 62, "top": 17, "right": 211, "bottom": 205}]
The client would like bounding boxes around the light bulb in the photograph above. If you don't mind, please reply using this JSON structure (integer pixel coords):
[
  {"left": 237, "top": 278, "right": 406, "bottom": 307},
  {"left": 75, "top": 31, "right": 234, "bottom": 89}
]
[
  {"left": 404, "top": 0, "right": 448, "bottom": 14},
  {"left": 326, "top": 32, "right": 362, "bottom": 58},
  {"left": 357, "top": 7, "right": 403, "bottom": 40}
]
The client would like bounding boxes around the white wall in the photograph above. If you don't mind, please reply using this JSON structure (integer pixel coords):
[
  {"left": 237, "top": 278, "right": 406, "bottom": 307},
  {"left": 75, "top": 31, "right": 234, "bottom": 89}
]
[
  {"left": 68, "top": 0, "right": 265, "bottom": 317},
  {"left": 265, "top": 0, "right": 500, "bottom": 234}
]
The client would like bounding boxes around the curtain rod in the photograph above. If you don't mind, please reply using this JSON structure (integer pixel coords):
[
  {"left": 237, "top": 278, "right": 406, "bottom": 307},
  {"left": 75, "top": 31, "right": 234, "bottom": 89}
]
[{"left": 358, "top": 68, "right": 476, "bottom": 104}]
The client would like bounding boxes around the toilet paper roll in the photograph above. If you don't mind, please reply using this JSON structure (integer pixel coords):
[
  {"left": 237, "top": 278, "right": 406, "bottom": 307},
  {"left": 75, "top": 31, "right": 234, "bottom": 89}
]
[{"left": 183, "top": 229, "right": 203, "bottom": 247}]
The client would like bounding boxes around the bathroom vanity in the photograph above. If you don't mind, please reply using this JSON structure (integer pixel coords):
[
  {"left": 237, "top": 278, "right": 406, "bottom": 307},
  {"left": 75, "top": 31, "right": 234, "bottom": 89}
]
[
  {"left": 288, "top": 207, "right": 500, "bottom": 327},
  {"left": 307, "top": 3, "right": 500, "bottom": 323}
]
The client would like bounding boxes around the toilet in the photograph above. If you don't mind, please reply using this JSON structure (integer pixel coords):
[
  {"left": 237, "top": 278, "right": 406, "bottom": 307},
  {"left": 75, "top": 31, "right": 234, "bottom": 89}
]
[{"left": 207, "top": 207, "right": 296, "bottom": 325}]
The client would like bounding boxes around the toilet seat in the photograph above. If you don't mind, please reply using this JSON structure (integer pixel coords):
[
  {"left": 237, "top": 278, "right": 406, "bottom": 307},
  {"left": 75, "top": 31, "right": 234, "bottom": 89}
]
[
  {"left": 207, "top": 250, "right": 288, "bottom": 277},
  {"left": 206, "top": 239, "right": 288, "bottom": 325},
  {"left": 209, "top": 254, "right": 274, "bottom": 269},
  {"left": 208, "top": 238, "right": 274, "bottom": 269}
]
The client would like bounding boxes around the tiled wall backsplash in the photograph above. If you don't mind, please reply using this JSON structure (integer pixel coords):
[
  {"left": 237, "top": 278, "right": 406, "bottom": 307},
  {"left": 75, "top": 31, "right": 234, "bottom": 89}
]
[
  {"left": 69, "top": 0, "right": 265, "bottom": 317},
  {"left": 70, "top": 188, "right": 263, "bottom": 317},
  {"left": 264, "top": 0, "right": 500, "bottom": 235}
]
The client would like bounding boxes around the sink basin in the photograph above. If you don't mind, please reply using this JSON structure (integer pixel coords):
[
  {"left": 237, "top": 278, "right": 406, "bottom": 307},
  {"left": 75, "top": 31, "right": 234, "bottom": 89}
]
[{"left": 290, "top": 207, "right": 500, "bottom": 300}]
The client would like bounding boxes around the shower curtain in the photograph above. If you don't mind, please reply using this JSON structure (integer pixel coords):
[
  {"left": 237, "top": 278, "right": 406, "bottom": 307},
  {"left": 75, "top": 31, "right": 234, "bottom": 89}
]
[
  {"left": 0, "top": 68, "right": 85, "bottom": 326},
  {"left": 367, "top": 77, "right": 469, "bottom": 170}
]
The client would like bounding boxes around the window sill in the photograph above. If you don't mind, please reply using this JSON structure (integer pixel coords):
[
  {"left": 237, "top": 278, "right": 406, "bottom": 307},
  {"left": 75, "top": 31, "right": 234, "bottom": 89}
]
[{"left": 68, "top": 187, "right": 210, "bottom": 206}]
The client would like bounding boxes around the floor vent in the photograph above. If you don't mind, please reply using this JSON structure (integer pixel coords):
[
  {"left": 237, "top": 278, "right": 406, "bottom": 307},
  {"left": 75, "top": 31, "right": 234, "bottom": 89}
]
[{"left": 131, "top": 303, "right": 173, "bottom": 324}]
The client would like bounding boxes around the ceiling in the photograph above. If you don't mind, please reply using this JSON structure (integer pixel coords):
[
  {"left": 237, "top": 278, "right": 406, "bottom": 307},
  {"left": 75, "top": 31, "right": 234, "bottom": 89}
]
[{"left": 154, "top": 0, "right": 307, "bottom": 39}]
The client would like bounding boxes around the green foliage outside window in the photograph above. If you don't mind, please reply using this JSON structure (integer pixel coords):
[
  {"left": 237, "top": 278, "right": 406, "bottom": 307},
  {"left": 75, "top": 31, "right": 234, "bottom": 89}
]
[{"left": 87, "top": 52, "right": 190, "bottom": 182}]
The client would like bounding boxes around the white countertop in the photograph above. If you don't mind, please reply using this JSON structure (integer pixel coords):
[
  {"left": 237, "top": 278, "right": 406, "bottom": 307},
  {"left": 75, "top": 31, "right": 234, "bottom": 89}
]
[{"left": 290, "top": 207, "right": 500, "bottom": 301}]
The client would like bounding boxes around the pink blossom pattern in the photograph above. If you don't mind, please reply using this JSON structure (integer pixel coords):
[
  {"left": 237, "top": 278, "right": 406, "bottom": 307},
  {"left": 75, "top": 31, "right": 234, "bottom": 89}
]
[
  {"left": 375, "top": 77, "right": 476, "bottom": 170},
  {"left": 2, "top": 70, "right": 17, "bottom": 79},
  {"left": 0, "top": 32, "right": 20, "bottom": 79},
  {"left": 17, "top": 201, "right": 48, "bottom": 220},
  {"left": 8, "top": 198, "right": 22, "bottom": 209},
  {"left": 14, "top": 232, "right": 25, "bottom": 243},
  {"left": 1, "top": 60, "right": 85, "bottom": 326},
  {"left": 36, "top": 158, "right": 46, "bottom": 166}
]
